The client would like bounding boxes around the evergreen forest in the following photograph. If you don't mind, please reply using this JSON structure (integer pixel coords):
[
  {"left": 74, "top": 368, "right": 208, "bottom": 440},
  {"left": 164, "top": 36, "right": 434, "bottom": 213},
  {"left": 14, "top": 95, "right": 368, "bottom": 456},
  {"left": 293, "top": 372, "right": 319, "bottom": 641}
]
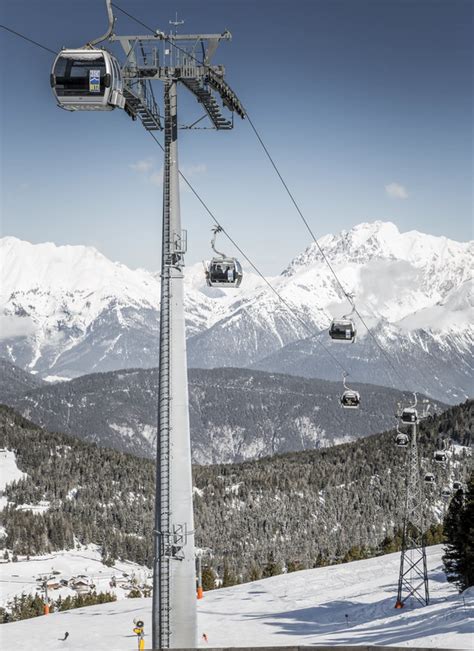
[{"left": 0, "top": 401, "right": 472, "bottom": 582}]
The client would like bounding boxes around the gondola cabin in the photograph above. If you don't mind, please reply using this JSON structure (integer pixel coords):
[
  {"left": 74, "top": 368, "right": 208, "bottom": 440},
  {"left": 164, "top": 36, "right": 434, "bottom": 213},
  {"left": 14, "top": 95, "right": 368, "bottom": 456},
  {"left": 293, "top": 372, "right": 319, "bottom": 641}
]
[
  {"left": 452, "top": 481, "right": 463, "bottom": 491},
  {"left": 395, "top": 433, "right": 409, "bottom": 448},
  {"left": 206, "top": 258, "right": 243, "bottom": 288},
  {"left": 441, "top": 487, "right": 452, "bottom": 500},
  {"left": 434, "top": 450, "right": 447, "bottom": 464},
  {"left": 329, "top": 319, "right": 356, "bottom": 342},
  {"left": 51, "top": 49, "right": 126, "bottom": 111},
  {"left": 340, "top": 389, "right": 360, "bottom": 409},
  {"left": 401, "top": 408, "right": 417, "bottom": 424},
  {"left": 424, "top": 473, "right": 435, "bottom": 485}
]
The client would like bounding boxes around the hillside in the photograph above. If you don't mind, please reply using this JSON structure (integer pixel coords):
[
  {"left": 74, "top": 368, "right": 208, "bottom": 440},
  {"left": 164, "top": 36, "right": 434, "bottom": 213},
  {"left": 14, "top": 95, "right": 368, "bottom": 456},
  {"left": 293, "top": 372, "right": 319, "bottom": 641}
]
[
  {"left": 0, "top": 402, "right": 471, "bottom": 575},
  {"left": 253, "top": 324, "right": 472, "bottom": 405},
  {"left": 0, "top": 361, "right": 446, "bottom": 464},
  {"left": 1, "top": 222, "right": 473, "bottom": 402},
  {"left": 0, "top": 546, "right": 472, "bottom": 650},
  {"left": 0, "top": 545, "right": 150, "bottom": 609},
  {"left": 0, "top": 359, "right": 44, "bottom": 402}
]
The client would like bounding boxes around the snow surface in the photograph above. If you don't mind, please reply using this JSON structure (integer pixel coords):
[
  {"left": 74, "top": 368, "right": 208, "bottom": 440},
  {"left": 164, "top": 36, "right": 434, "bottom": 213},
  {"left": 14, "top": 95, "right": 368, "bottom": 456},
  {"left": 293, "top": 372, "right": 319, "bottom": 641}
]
[
  {"left": 15, "top": 500, "right": 51, "bottom": 514},
  {"left": 0, "top": 545, "right": 150, "bottom": 608},
  {"left": 0, "top": 450, "right": 26, "bottom": 491},
  {"left": 0, "top": 450, "right": 27, "bottom": 510},
  {"left": 43, "top": 376, "right": 71, "bottom": 384},
  {"left": 0, "top": 546, "right": 472, "bottom": 650}
]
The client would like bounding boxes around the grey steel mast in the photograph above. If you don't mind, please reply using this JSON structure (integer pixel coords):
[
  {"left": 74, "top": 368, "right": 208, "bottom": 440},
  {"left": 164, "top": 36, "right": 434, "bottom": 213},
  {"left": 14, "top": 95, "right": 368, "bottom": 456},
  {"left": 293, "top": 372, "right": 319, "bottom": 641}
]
[
  {"left": 52, "top": 2, "right": 244, "bottom": 644},
  {"left": 152, "top": 77, "right": 196, "bottom": 648},
  {"left": 395, "top": 420, "right": 429, "bottom": 608},
  {"left": 109, "top": 10, "right": 245, "bottom": 649}
]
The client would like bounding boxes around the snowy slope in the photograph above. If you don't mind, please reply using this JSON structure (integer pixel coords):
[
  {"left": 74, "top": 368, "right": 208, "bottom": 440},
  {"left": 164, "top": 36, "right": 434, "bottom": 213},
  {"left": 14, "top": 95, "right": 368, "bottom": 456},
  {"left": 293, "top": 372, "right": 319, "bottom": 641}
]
[
  {"left": 0, "top": 457, "right": 150, "bottom": 605},
  {"left": 0, "top": 450, "right": 26, "bottom": 511},
  {"left": 0, "top": 546, "right": 472, "bottom": 650},
  {"left": 0, "top": 546, "right": 150, "bottom": 608},
  {"left": 0, "top": 450, "right": 26, "bottom": 491},
  {"left": 1, "top": 223, "right": 472, "bottom": 400},
  {"left": 0, "top": 358, "right": 44, "bottom": 401}
]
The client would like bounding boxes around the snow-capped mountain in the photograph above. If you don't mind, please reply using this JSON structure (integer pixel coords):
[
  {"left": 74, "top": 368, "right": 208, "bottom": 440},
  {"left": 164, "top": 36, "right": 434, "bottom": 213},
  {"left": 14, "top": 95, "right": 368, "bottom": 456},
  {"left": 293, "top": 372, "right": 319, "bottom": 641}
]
[
  {"left": 0, "top": 236, "right": 250, "bottom": 378},
  {"left": 281, "top": 221, "right": 472, "bottom": 331},
  {"left": 187, "top": 222, "right": 473, "bottom": 400},
  {"left": 1, "top": 222, "right": 472, "bottom": 401}
]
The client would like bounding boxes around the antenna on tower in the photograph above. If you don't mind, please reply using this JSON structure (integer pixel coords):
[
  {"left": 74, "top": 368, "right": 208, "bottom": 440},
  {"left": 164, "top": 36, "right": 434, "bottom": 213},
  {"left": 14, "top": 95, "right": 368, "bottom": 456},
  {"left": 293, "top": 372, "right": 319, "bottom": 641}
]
[{"left": 169, "top": 12, "right": 184, "bottom": 32}]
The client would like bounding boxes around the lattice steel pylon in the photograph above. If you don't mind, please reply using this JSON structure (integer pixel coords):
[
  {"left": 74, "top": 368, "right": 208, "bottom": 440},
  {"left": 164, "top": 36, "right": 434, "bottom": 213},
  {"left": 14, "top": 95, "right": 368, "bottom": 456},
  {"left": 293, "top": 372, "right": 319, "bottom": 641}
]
[{"left": 395, "top": 421, "right": 430, "bottom": 608}]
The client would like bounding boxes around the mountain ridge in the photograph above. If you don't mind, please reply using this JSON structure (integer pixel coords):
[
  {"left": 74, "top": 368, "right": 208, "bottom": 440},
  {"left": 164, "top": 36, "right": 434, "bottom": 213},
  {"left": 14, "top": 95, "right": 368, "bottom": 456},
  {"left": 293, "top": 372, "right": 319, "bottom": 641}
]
[
  {"left": 1, "top": 222, "right": 472, "bottom": 401},
  {"left": 0, "top": 359, "right": 447, "bottom": 464}
]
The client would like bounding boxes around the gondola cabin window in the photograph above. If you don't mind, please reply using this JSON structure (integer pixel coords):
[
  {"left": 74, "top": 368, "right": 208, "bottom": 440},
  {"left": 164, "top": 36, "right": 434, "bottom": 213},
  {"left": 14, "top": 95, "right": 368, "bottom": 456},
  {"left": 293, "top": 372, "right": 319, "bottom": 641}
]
[{"left": 54, "top": 55, "right": 107, "bottom": 97}]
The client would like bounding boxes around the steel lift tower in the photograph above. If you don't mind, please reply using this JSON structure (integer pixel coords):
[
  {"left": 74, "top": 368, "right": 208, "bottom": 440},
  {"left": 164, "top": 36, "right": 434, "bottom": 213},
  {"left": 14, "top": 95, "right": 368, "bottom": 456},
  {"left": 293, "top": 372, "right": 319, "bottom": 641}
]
[
  {"left": 110, "top": 11, "right": 245, "bottom": 651},
  {"left": 112, "top": 28, "right": 244, "bottom": 651},
  {"left": 395, "top": 417, "right": 429, "bottom": 608},
  {"left": 51, "top": 1, "right": 244, "bottom": 647}
]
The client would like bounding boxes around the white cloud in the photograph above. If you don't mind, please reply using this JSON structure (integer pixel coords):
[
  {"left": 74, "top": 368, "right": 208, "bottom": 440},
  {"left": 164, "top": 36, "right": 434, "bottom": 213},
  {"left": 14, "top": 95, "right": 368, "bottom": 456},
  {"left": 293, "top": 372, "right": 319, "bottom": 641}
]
[
  {"left": 150, "top": 167, "right": 164, "bottom": 187},
  {"left": 385, "top": 182, "right": 408, "bottom": 199},
  {"left": 182, "top": 163, "right": 207, "bottom": 177},
  {"left": 359, "top": 259, "right": 422, "bottom": 303},
  {"left": 0, "top": 315, "right": 37, "bottom": 340},
  {"left": 149, "top": 163, "right": 207, "bottom": 188},
  {"left": 130, "top": 158, "right": 206, "bottom": 190},
  {"left": 130, "top": 159, "right": 154, "bottom": 173}
]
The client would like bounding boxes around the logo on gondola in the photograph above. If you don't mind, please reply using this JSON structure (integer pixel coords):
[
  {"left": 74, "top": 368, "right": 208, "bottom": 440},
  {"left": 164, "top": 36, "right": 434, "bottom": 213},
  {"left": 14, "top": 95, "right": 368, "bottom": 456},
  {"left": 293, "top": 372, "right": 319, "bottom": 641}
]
[{"left": 89, "top": 69, "right": 101, "bottom": 93}]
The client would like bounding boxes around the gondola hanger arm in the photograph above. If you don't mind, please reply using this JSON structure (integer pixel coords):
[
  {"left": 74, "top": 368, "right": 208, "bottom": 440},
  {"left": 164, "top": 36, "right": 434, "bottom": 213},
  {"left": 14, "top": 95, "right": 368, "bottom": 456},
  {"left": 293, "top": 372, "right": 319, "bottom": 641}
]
[
  {"left": 342, "top": 293, "right": 356, "bottom": 319},
  {"left": 210, "top": 225, "right": 226, "bottom": 258},
  {"left": 87, "top": 0, "right": 115, "bottom": 47}
]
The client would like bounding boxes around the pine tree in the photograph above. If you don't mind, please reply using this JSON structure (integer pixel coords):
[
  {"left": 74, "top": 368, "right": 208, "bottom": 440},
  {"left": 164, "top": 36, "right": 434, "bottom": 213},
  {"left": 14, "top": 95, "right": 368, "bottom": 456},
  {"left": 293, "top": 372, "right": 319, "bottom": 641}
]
[
  {"left": 127, "top": 588, "right": 142, "bottom": 598},
  {"left": 248, "top": 563, "right": 262, "bottom": 581},
  {"left": 314, "top": 552, "right": 329, "bottom": 568},
  {"left": 464, "top": 476, "right": 474, "bottom": 590},
  {"left": 442, "top": 474, "right": 474, "bottom": 592},
  {"left": 287, "top": 560, "right": 304, "bottom": 573},
  {"left": 222, "top": 560, "right": 238, "bottom": 587},
  {"left": 262, "top": 553, "right": 282, "bottom": 578},
  {"left": 201, "top": 566, "right": 216, "bottom": 591},
  {"left": 425, "top": 523, "right": 444, "bottom": 546}
]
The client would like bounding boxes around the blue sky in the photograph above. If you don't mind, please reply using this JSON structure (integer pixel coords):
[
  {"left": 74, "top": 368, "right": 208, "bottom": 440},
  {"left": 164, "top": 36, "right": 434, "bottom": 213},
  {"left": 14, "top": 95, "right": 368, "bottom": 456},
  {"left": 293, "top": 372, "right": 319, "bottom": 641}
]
[{"left": 1, "top": 0, "right": 472, "bottom": 273}]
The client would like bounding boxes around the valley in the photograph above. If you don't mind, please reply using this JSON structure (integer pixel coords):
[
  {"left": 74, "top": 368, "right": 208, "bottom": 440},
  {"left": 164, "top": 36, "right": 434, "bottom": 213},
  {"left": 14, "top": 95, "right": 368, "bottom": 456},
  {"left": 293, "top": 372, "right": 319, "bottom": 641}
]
[
  {"left": 0, "top": 402, "right": 471, "bottom": 577},
  {"left": 0, "top": 359, "right": 447, "bottom": 463}
]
